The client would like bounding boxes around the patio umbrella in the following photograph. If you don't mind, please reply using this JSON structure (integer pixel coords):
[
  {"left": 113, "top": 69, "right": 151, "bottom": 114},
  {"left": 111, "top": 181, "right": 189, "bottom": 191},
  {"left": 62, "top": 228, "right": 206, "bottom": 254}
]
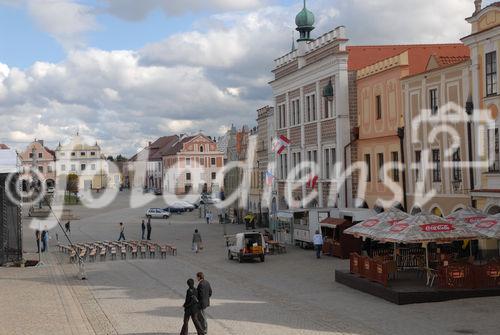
[
  {"left": 470, "top": 214, "right": 500, "bottom": 239},
  {"left": 378, "top": 212, "right": 480, "bottom": 244},
  {"left": 343, "top": 208, "right": 410, "bottom": 240},
  {"left": 445, "top": 207, "right": 487, "bottom": 224}
]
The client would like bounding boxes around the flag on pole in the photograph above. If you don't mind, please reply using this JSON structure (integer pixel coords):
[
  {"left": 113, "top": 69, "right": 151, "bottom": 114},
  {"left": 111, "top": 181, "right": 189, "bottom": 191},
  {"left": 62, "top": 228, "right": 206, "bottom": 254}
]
[
  {"left": 273, "top": 135, "right": 291, "bottom": 154},
  {"left": 307, "top": 174, "right": 318, "bottom": 189},
  {"left": 266, "top": 171, "right": 275, "bottom": 186}
]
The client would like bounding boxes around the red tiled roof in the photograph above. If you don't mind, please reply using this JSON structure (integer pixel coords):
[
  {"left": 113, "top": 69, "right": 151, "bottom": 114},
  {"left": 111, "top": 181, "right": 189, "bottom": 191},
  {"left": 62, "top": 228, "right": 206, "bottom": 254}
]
[
  {"left": 436, "top": 55, "right": 470, "bottom": 66},
  {"left": 348, "top": 44, "right": 470, "bottom": 75},
  {"left": 0, "top": 144, "right": 9, "bottom": 149}
]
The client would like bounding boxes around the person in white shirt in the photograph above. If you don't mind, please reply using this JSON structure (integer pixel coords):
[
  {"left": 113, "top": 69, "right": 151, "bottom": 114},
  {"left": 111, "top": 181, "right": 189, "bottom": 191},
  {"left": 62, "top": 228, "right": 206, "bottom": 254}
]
[{"left": 313, "top": 230, "right": 323, "bottom": 259}]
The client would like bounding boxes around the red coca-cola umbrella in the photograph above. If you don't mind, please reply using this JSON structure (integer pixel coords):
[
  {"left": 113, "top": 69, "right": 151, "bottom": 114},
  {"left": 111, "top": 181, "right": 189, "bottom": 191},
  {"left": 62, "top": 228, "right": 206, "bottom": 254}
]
[
  {"left": 378, "top": 212, "right": 479, "bottom": 244},
  {"left": 470, "top": 214, "right": 500, "bottom": 239},
  {"left": 445, "top": 207, "right": 487, "bottom": 225},
  {"left": 344, "top": 208, "right": 410, "bottom": 240}
]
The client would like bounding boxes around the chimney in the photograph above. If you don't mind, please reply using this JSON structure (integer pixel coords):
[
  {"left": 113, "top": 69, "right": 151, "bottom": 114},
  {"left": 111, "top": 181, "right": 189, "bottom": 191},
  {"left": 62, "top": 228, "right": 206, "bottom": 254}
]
[
  {"left": 474, "top": 0, "right": 482, "bottom": 14},
  {"left": 148, "top": 141, "right": 152, "bottom": 147}
]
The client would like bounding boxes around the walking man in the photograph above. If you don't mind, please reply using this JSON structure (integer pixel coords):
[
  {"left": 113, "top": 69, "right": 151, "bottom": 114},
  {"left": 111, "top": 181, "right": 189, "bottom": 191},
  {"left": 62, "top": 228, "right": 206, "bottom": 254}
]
[
  {"left": 313, "top": 230, "right": 323, "bottom": 259},
  {"left": 141, "top": 220, "right": 146, "bottom": 240},
  {"left": 205, "top": 211, "right": 210, "bottom": 224},
  {"left": 192, "top": 229, "right": 202, "bottom": 253},
  {"left": 64, "top": 221, "right": 71, "bottom": 234},
  {"left": 41, "top": 226, "right": 49, "bottom": 252},
  {"left": 118, "top": 222, "right": 126, "bottom": 241},
  {"left": 146, "top": 218, "right": 152, "bottom": 240},
  {"left": 35, "top": 229, "right": 41, "bottom": 253},
  {"left": 196, "top": 272, "right": 212, "bottom": 334},
  {"left": 180, "top": 278, "right": 204, "bottom": 335}
]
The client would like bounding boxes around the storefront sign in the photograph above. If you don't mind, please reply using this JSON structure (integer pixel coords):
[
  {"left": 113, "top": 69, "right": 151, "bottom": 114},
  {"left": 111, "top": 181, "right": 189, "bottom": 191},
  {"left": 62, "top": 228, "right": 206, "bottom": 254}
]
[
  {"left": 464, "top": 216, "right": 486, "bottom": 224},
  {"left": 420, "top": 223, "right": 455, "bottom": 233}
]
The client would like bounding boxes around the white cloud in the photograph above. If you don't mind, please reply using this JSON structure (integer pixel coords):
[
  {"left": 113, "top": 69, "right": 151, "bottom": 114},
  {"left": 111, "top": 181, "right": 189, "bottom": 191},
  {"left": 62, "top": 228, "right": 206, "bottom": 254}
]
[
  {"left": 0, "top": 0, "right": 483, "bottom": 155},
  {"left": 27, "top": 0, "right": 98, "bottom": 49},
  {"left": 98, "top": 0, "right": 270, "bottom": 21}
]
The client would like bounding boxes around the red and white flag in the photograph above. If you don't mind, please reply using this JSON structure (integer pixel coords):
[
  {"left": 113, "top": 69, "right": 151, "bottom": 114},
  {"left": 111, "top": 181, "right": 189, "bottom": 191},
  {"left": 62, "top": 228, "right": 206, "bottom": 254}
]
[
  {"left": 307, "top": 174, "right": 318, "bottom": 189},
  {"left": 273, "top": 135, "right": 290, "bottom": 154}
]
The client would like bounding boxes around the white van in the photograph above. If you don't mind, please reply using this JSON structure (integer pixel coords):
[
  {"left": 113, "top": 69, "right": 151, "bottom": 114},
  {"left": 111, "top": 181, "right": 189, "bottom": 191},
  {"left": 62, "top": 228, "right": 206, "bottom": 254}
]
[{"left": 226, "top": 232, "right": 265, "bottom": 263}]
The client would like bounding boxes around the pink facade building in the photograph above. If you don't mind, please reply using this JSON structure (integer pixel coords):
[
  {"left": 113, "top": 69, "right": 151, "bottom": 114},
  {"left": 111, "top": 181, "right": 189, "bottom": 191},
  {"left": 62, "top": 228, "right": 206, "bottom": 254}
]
[{"left": 19, "top": 140, "right": 56, "bottom": 188}]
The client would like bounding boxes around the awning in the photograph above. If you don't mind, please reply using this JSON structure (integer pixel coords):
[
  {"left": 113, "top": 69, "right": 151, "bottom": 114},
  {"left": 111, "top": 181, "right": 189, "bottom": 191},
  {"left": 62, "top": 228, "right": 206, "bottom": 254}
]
[
  {"left": 244, "top": 214, "right": 255, "bottom": 221},
  {"left": 277, "top": 211, "right": 294, "bottom": 220},
  {"left": 320, "top": 217, "right": 348, "bottom": 228}
]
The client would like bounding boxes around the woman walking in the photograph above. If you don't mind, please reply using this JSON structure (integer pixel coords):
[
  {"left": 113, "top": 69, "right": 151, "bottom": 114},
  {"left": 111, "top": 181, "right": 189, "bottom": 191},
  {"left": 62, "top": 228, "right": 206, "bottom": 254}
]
[
  {"left": 192, "top": 229, "right": 202, "bottom": 253},
  {"left": 180, "top": 278, "right": 204, "bottom": 335}
]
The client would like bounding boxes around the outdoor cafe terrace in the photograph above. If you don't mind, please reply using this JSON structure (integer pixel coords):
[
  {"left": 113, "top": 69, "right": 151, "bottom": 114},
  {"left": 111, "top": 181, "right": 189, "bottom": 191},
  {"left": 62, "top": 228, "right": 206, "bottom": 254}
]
[{"left": 335, "top": 208, "right": 500, "bottom": 304}]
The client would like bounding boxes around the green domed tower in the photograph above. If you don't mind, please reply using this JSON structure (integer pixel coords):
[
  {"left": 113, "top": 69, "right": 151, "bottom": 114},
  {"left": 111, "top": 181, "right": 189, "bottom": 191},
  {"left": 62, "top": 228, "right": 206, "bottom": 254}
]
[{"left": 295, "top": 0, "right": 315, "bottom": 42}]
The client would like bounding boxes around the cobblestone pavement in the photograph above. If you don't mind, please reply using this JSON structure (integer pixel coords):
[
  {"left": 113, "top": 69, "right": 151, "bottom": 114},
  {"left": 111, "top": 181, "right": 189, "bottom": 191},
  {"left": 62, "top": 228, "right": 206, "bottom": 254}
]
[{"left": 13, "top": 192, "right": 500, "bottom": 335}]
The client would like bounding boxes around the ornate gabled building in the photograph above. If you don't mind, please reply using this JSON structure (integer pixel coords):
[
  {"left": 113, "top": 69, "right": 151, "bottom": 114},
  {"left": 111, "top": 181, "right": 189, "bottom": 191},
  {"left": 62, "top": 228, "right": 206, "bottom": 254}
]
[
  {"left": 55, "top": 134, "right": 106, "bottom": 191},
  {"left": 19, "top": 139, "right": 56, "bottom": 188},
  {"left": 163, "top": 134, "right": 224, "bottom": 195},
  {"left": 270, "top": 1, "right": 351, "bottom": 211}
]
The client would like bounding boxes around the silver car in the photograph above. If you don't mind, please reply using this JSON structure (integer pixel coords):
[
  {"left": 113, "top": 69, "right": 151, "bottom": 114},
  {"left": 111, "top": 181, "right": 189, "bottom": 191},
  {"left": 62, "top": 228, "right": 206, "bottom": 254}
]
[{"left": 146, "top": 208, "right": 171, "bottom": 219}]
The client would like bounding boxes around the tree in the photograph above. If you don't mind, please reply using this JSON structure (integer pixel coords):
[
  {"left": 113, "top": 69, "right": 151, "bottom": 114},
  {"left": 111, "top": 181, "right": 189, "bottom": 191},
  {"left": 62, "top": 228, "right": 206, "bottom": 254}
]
[
  {"left": 107, "top": 156, "right": 114, "bottom": 161},
  {"left": 116, "top": 154, "right": 128, "bottom": 162},
  {"left": 66, "top": 173, "right": 79, "bottom": 194}
]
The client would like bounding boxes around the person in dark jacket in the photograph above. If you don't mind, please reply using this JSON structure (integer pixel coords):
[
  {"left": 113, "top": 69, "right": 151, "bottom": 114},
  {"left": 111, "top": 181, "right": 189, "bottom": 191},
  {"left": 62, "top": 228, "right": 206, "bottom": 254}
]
[
  {"left": 141, "top": 220, "right": 146, "bottom": 240},
  {"left": 146, "top": 218, "right": 152, "bottom": 240},
  {"left": 180, "top": 278, "right": 204, "bottom": 335},
  {"left": 196, "top": 272, "right": 212, "bottom": 334}
]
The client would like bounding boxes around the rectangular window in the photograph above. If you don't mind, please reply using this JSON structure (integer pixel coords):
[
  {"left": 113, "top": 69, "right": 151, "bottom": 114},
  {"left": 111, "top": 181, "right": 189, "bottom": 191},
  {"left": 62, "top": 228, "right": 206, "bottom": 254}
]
[
  {"left": 81, "top": 152, "right": 86, "bottom": 156},
  {"left": 38, "top": 166, "right": 43, "bottom": 173},
  {"left": 313, "top": 150, "right": 317, "bottom": 163},
  {"left": 91, "top": 164, "right": 96, "bottom": 170},
  {"left": 432, "top": 149, "right": 441, "bottom": 182},
  {"left": 38, "top": 153, "right": 42, "bottom": 158},
  {"left": 430, "top": 88, "right": 438, "bottom": 115},
  {"left": 295, "top": 99, "right": 300, "bottom": 124},
  {"left": 376, "top": 95, "right": 382, "bottom": 120},
  {"left": 91, "top": 152, "right": 96, "bottom": 156},
  {"left": 61, "top": 164, "right": 66, "bottom": 172},
  {"left": 324, "top": 98, "right": 329, "bottom": 119},
  {"left": 71, "top": 152, "right": 76, "bottom": 157},
  {"left": 200, "top": 158, "right": 204, "bottom": 166},
  {"left": 186, "top": 173, "right": 191, "bottom": 181},
  {"left": 306, "top": 96, "right": 311, "bottom": 122},
  {"left": 488, "top": 128, "right": 500, "bottom": 172},
  {"left": 377, "top": 153, "right": 384, "bottom": 182},
  {"left": 452, "top": 148, "right": 462, "bottom": 182},
  {"left": 211, "top": 172, "right": 216, "bottom": 180},
  {"left": 391, "top": 151, "right": 399, "bottom": 182},
  {"left": 211, "top": 157, "right": 216, "bottom": 166},
  {"left": 29, "top": 153, "right": 33, "bottom": 158},
  {"left": 486, "top": 51, "right": 497, "bottom": 96},
  {"left": 71, "top": 164, "right": 76, "bottom": 171},
  {"left": 186, "top": 157, "right": 191, "bottom": 166},
  {"left": 47, "top": 166, "right": 53, "bottom": 173},
  {"left": 311, "top": 94, "right": 316, "bottom": 121},
  {"left": 81, "top": 164, "right": 86, "bottom": 171},
  {"left": 324, "top": 149, "right": 330, "bottom": 179},
  {"left": 415, "top": 150, "right": 421, "bottom": 181},
  {"left": 365, "top": 154, "right": 371, "bottom": 182},
  {"left": 284, "top": 153, "right": 288, "bottom": 179},
  {"left": 60, "top": 152, "right": 65, "bottom": 157}
]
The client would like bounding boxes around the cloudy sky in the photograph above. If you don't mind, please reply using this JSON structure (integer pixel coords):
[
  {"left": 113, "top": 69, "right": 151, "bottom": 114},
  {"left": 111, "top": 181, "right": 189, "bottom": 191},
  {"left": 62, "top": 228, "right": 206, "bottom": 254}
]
[{"left": 0, "top": 0, "right": 490, "bottom": 156}]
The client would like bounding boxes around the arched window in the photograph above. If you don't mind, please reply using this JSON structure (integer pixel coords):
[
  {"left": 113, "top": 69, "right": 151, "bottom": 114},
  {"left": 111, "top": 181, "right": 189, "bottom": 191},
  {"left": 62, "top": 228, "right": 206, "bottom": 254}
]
[{"left": 200, "top": 145, "right": 204, "bottom": 153}]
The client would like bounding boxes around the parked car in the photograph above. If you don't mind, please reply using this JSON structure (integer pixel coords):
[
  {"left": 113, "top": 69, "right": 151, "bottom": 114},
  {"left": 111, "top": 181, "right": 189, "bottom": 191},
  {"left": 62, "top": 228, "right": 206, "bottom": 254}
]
[
  {"left": 146, "top": 208, "right": 171, "bottom": 219},
  {"left": 226, "top": 232, "right": 265, "bottom": 263},
  {"left": 164, "top": 201, "right": 194, "bottom": 213},
  {"left": 154, "top": 188, "right": 163, "bottom": 196}
]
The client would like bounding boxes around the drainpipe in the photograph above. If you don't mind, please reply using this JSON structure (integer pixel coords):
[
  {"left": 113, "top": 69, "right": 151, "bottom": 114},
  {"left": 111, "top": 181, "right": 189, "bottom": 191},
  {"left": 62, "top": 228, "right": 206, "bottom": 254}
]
[
  {"left": 397, "top": 127, "right": 408, "bottom": 212},
  {"left": 466, "top": 97, "right": 476, "bottom": 208}
]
